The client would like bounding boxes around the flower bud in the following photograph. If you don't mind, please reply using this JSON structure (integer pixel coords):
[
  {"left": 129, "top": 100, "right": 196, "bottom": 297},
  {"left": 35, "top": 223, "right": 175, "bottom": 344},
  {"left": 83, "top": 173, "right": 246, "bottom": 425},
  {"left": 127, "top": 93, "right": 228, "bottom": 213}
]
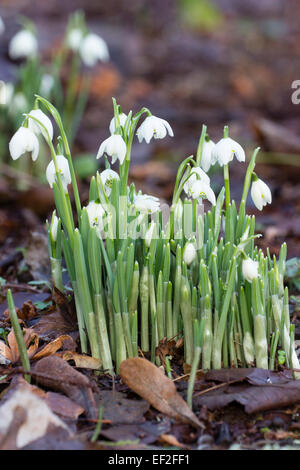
[
  {"left": 242, "top": 258, "right": 259, "bottom": 283},
  {"left": 183, "top": 242, "right": 197, "bottom": 266}
]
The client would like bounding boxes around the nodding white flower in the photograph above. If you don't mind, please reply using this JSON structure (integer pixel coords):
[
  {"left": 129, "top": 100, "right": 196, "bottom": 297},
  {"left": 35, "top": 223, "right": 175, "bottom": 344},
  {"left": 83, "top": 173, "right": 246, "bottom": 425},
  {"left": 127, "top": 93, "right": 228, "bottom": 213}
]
[
  {"left": 40, "top": 74, "right": 55, "bottom": 97},
  {"left": 50, "top": 212, "right": 59, "bottom": 242},
  {"left": 136, "top": 115, "right": 174, "bottom": 144},
  {"left": 97, "top": 135, "right": 127, "bottom": 164},
  {"left": 183, "top": 167, "right": 216, "bottom": 205},
  {"left": 184, "top": 167, "right": 210, "bottom": 196},
  {"left": 212, "top": 137, "right": 245, "bottom": 166},
  {"left": 242, "top": 258, "right": 259, "bottom": 283},
  {"left": 66, "top": 28, "right": 83, "bottom": 51},
  {"left": 8, "top": 29, "right": 38, "bottom": 60},
  {"left": 200, "top": 139, "right": 216, "bottom": 172},
  {"left": 46, "top": 155, "right": 71, "bottom": 192},
  {"left": 0, "top": 82, "right": 14, "bottom": 107},
  {"left": 133, "top": 194, "right": 160, "bottom": 214},
  {"left": 9, "top": 127, "right": 39, "bottom": 161},
  {"left": 183, "top": 242, "right": 197, "bottom": 266},
  {"left": 251, "top": 177, "right": 272, "bottom": 211},
  {"left": 27, "top": 109, "right": 53, "bottom": 141},
  {"left": 86, "top": 200, "right": 105, "bottom": 234},
  {"left": 145, "top": 221, "right": 157, "bottom": 247},
  {"left": 79, "top": 33, "right": 109, "bottom": 67},
  {"left": 99, "top": 169, "right": 120, "bottom": 196},
  {"left": 189, "top": 181, "right": 216, "bottom": 205},
  {"left": 0, "top": 16, "right": 5, "bottom": 35},
  {"left": 109, "top": 113, "right": 128, "bottom": 135}
]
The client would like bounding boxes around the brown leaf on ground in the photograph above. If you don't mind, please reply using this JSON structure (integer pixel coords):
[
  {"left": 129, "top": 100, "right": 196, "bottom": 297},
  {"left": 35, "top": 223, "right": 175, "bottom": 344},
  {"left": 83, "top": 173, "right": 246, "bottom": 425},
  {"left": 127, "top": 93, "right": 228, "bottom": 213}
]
[
  {"left": 33, "top": 335, "right": 76, "bottom": 360},
  {"left": 0, "top": 328, "right": 39, "bottom": 363},
  {"left": 32, "top": 310, "right": 78, "bottom": 340},
  {"left": 194, "top": 377, "right": 300, "bottom": 414},
  {"left": 59, "top": 351, "right": 101, "bottom": 369},
  {"left": 159, "top": 433, "right": 187, "bottom": 449},
  {"left": 33, "top": 356, "right": 96, "bottom": 419},
  {"left": 96, "top": 390, "right": 149, "bottom": 425},
  {"left": 120, "top": 357, "right": 203, "bottom": 429},
  {"left": 0, "top": 385, "right": 71, "bottom": 449}
]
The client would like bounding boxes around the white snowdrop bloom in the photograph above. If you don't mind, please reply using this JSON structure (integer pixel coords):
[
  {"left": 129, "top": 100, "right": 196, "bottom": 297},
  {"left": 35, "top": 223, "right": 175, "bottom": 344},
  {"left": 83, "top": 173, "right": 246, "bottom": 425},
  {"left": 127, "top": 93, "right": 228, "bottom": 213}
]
[
  {"left": 50, "top": 212, "right": 59, "bottom": 242},
  {"left": 184, "top": 167, "right": 210, "bottom": 197},
  {"left": 66, "top": 28, "right": 83, "bottom": 51},
  {"left": 99, "top": 169, "right": 120, "bottom": 196},
  {"left": 28, "top": 109, "right": 53, "bottom": 141},
  {"left": 133, "top": 194, "right": 160, "bottom": 214},
  {"left": 136, "top": 115, "right": 174, "bottom": 144},
  {"left": 97, "top": 135, "right": 127, "bottom": 164},
  {"left": 40, "top": 74, "right": 55, "bottom": 97},
  {"left": 212, "top": 137, "right": 245, "bottom": 166},
  {"left": 145, "top": 221, "right": 157, "bottom": 247},
  {"left": 79, "top": 33, "right": 109, "bottom": 67},
  {"left": 251, "top": 178, "right": 272, "bottom": 211},
  {"left": 0, "top": 82, "right": 14, "bottom": 107},
  {"left": 9, "top": 127, "right": 39, "bottom": 161},
  {"left": 189, "top": 180, "right": 216, "bottom": 205},
  {"left": 183, "top": 242, "right": 197, "bottom": 266},
  {"left": 200, "top": 139, "right": 216, "bottom": 172},
  {"left": 86, "top": 200, "right": 105, "bottom": 234},
  {"left": 46, "top": 155, "right": 71, "bottom": 192},
  {"left": 8, "top": 29, "right": 38, "bottom": 60},
  {"left": 9, "top": 92, "right": 28, "bottom": 115},
  {"left": 109, "top": 113, "right": 128, "bottom": 135},
  {"left": 0, "top": 16, "right": 5, "bottom": 35},
  {"left": 242, "top": 258, "right": 259, "bottom": 283}
]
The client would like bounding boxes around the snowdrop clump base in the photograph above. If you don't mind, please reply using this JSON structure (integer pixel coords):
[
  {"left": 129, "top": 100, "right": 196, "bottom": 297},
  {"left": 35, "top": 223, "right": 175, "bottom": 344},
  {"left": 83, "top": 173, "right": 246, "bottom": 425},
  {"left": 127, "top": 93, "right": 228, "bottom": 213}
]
[{"left": 8, "top": 95, "right": 300, "bottom": 378}]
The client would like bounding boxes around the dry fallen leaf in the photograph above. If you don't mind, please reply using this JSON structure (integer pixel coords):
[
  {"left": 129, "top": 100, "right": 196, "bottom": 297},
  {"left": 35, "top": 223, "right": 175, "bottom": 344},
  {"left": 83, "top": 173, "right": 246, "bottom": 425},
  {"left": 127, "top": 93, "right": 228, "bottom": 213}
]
[
  {"left": 33, "top": 335, "right": 76, "bottom": 360},
  {"left": 0, "top": 328, "right": 38, "bottom": 363},
  {"left": 0, "top": 386, "right": 71, "bottom": 449},
  {"left": 33, "top": 356, "right": 96, "bottom": 419},
  {"left": 59, "top": 351, "right": 102, "bottom": 369},
  {"left": 120, "top": 358, "right": 204, "bottom": 429}
]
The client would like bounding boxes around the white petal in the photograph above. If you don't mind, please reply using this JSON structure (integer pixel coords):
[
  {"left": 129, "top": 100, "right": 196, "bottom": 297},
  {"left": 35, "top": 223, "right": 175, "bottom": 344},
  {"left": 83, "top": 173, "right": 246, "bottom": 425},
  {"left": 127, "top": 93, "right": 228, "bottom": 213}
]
[
  {"left": 28, "top": 109, "right": 53, "bottom": 141},
  {"left": 9, "top": 30, "right": 38, "bottom": 60},
  {"left": 9, "top": 127, "right": 39, "bottom": 161}
]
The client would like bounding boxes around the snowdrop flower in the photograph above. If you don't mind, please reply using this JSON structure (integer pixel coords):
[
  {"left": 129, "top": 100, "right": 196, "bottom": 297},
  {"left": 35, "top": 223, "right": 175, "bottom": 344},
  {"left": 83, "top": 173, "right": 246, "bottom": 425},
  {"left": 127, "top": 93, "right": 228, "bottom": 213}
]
[
  {"left": 66, "top": 28, "right": 83, "bottom": 51},
  {"left": 79, "top": 33, "right": 109, "bottom": 67},
  {"left": 184, "top": 167, "right": 210, "bottom": 195},
  {"left": 9, "top": 29, "right": 38, "bottom": 60},
  {"left": 40, "top": 74, "right": 55, "bottom": 97},
  {"left": 46, "top": 155, "right": 71, "bottom": 192},
  {"left": 109, "top": 113, "right": 128, "bottom": 135},
  {"left": 0, "top": 16, "right": 5, "bottom": 35},
  {"left": 189, "top": 181, "right": 216, "bottom": 205},
  {"left": 0, "top": 82, "right": 14, "bottom": 107},
  {"left": 9, "top": 127, "right": 39, "bottom": 161},
  {"left": 183, "top": 242, "right": 197, "bottom": 266},
  {"left": 9, "top": 92, "right": 28, "bottom": 115},
  {"left": 99, "top": 169, "right": 120, "bottom": 196},
  {"left": 28, "top": 109, "right": 53, "bottom": 141},
  {"left": 212, "top": 137, "right": 245, "bottom": 166},
  {"left": 251, "top": 177, "right": 272, "bottom": 211},
  {"left": 145, "top": 221, "right": 157, "bottom": 247},
  {"left": 50, "top": 212, "right": 59, "bottom": 242},
  {"left": 136, "top": 115, "right": 174, "bottom": 144},
  {"left": 86, "top": 200, "right": 105, "bottom": 235},
  {"left": 133, "top": 194, "right": 160, "bottom": 214},
  {"left": 184, "top": 167, "right": 216, "bottom": 205},
  {"left": 97, "top": 135, "right": 127, "bottom": 164},
  {"left": 242, "top": 258, "right": 259, "bottom": 283},
  {"left": 200, "top": 138, "right": 216, "bottom": 172}
]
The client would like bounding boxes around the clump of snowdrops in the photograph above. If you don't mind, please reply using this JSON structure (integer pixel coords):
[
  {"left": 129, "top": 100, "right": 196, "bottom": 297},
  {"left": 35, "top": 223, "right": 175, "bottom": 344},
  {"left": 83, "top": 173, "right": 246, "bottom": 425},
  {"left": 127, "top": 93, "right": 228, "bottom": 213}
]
[
  {"left": 0, "top": 11, "right": 109, "bottom": 172},
  {"left": 8, "top": 93, "right": 300, "bottom": 378}
]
